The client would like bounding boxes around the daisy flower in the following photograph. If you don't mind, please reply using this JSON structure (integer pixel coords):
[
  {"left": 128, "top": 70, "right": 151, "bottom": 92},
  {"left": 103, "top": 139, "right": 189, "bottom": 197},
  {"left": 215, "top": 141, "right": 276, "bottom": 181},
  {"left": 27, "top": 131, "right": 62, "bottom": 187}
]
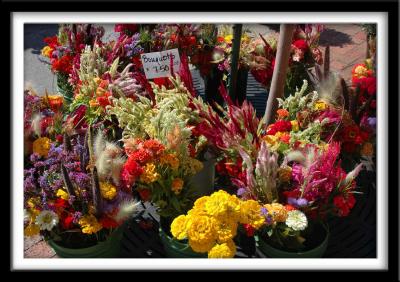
[{"left": 35, "top": 210, "right": 59, "bottom": 231}]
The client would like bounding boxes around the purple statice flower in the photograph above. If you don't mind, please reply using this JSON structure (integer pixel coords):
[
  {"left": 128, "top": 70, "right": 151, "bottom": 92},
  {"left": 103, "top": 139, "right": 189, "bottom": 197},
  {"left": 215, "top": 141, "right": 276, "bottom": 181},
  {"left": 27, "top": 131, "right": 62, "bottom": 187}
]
[
  {"left": 24, "top": 174, "right": 37, "bottom": 192},
  {"left": 260, "top": 207, "right": 268, "bottom": 217},
  {"left": 69, "top": 172, "right": 91, "bottom": 189},
  {"left": 367, "top": 117, "right": 377, "bottom": 133},
  {"left": 124, "top": 33, "right": 144, "bottom": 57},
  {"left": 30, "top": 153, "right": 41, "bottom": 163},
  {"left": 237, "top": 187, "right": 247, "bottom": 196},
  {"left": 288, "top": 197, "right": 309, "bottom": 208},
  {"left": 38, "top": 174, "right": 51, "bottom": 191},
  {"left": 72, "top": 211, "right": 82, "bottom": 224},
  {"left": 68, "top": 195, "right": 76, "bottom": 206}
]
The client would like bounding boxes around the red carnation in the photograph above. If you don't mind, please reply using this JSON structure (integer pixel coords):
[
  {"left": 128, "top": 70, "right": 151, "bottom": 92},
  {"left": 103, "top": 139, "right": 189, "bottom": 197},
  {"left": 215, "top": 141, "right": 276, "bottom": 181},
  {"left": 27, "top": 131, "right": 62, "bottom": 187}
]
[
  {"left": 130, "top": 149, "right": 152, "bottom": 165},
  {"left": 267, "top": 120, "right": 292, "bottom": 135},
  {"left": 61, "top": 214, "right": 74, "bottom": 229},
  {"left": 142, "top": 139, "right": 165, "bottom": 157},
  {"left": 292, "top": 39, "right": 308, "bottom": 51}
]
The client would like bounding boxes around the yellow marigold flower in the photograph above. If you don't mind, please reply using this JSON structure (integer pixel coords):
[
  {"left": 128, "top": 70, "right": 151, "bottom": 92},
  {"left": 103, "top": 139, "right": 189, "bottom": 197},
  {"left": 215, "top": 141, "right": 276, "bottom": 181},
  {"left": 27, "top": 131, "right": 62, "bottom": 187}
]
[
  {"left": 208, "top": 239, "right": 236, "bottom": 258},
  {"left": 314, "top": 100, "right": 328, "bottom": 111},
  {"left": 360, "top": 142, "right": 374, "bottom": 156},
  {"left": 24, "top": 224, "right": 40, "bottom": 237},
  {"left": 170, "top": 215, "right": 188, "bottom": 240},
  {"left": 140, "top": 163, "right": 160, "bottom": 184},
  {"left": 277, "top": 166, "right": 292, "bottom": 183},
  {"left": 187, "top": 215, "right": 217, "bottom": 245},
  {"left": 27, "top": 197, "right": 40, "bottom": 209},
  {"left": 290, "top": 120, "right": 299, "bottom": 132},
  {"left": 160, "top": 153, "right": 179, "bottom": 171},
  {"left": 56, "top": 189, "right": 69, "bottom": 200},
  {"left": 41, "top": 46, "right": 53, "bottom": 58},
  {"left": 188, "top": 196, "right": 209, "bottom": 216},
  {"left": 32, "top": 137, "right": 51, "bottom": 158},
  {"left": 205, "top": 190, "right": 240, "bottom": 220},
  {"left": 171, "top": 178, "right": 184, "bottom": 195},
  {"left": 99, "top": 182, "right": 117, "bottom": 200},
  {"left": 224, "top": 35, "right": 233, "bottom": 44},
  {"left": 78, "top": 214, "right": 103, "bottom": 234},
  {"left": 215, "top": 215, "right": 238, "bottom": 243},
  {"left": 239, "top": 200, "right": 265, "bottom": 229},
  {"left": 189, "top": 238, "right": 215, "bottom": 253},
  {"left": 264, "top": 203, "right": 288, "bottom": 223}
]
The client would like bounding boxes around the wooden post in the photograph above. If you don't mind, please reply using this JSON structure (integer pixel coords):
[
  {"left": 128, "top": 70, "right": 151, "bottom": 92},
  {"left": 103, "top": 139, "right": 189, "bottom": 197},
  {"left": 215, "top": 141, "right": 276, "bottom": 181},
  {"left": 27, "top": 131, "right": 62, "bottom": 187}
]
[
  {"left": 264, "top": 24, "right": 295, "bottom": 126},
  {"left": 228, "top": 24, "right": 243, "bottom": 103}
]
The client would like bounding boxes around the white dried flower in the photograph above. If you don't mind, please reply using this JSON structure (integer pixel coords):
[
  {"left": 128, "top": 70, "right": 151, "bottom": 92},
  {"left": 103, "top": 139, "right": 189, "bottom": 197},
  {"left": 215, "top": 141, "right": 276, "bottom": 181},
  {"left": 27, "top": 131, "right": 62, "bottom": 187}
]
[
  {"left": 286, "top": 210, "right": 308, "bottom": 231},
  {"left": 114, "top": 199, "right": 141, "bottom": 222},
  {"left": 35, "top": 210, "right": 59, "bottom": 231}
]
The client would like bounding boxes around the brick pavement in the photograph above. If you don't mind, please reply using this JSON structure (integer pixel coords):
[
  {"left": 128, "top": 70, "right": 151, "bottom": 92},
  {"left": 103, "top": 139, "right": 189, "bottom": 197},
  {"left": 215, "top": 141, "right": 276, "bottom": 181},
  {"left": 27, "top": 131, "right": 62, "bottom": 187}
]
[{"left": 23, "top": 23, "right": 367, "bottom": 258}]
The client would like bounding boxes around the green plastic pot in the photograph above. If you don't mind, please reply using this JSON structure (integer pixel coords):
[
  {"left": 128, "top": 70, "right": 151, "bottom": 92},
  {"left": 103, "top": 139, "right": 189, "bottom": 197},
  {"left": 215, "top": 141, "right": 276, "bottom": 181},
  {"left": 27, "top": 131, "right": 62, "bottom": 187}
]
[
  {"left": 47, "top": 224, "right": 125, "bottom": 258},
  {"left": 256, "top": 224, "right": 329, "bottom": 258},
  {"left": 159, "top": 228, "right": 207, "bottom": 258}
]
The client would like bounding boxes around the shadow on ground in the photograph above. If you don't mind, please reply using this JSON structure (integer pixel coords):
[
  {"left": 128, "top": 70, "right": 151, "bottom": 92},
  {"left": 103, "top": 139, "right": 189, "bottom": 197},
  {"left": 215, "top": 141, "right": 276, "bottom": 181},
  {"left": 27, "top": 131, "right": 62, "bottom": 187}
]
[
  {"left": 24, "top": 24, "right": 59, "bottom": 54},
  {"left": 319, "top": 28, "right": 353, "bottom": 47}
]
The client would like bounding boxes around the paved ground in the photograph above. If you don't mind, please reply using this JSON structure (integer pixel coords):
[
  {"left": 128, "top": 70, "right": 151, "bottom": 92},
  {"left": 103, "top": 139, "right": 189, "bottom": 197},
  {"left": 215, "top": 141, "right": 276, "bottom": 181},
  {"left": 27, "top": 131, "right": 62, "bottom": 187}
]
[{"left": 23, "top": 23, "right": 367, "bottom": 258}]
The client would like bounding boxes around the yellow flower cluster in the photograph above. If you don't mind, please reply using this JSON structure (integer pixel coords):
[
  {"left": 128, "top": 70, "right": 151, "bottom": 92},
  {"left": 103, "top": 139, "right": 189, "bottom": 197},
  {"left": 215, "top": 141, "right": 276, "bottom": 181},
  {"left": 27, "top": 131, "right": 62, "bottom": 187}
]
[
  {"left": 160, "top": 153, "right": 180, "bottom": 171},
  {"left": 24, "top": 208, "right": 41, "bottom": 237},
  {"left": 290, "top": 120, "right": 299, "bottom": 132},
  {"left": 56, "top": 189, "right": 69, "bottom": 200},
  {"left": 33, "top": 137, "right": 51, "bottom": 158},
  {"left": 41, "top": 46, "right": 53, "bottom": 58},
  {"left": 264, "top": 203, "right": 288, "bottom": 223},
  {"left": 99, "top": 182, "right": 117, "bottom": 200},
  {"left": 171, "top": 178, "right": 184, "bottom": 195},
  {"left": 314, "top": 100, "right": 328, "bottom": 111},
  {"left": 170, "top": 190, "right": 264, "bottom": 258},
  {"left": 140, "top": 163, "right": 160, "bottom": 184},
  {"left": 78, "top": 214, "right": 103, "bottom": 234}
]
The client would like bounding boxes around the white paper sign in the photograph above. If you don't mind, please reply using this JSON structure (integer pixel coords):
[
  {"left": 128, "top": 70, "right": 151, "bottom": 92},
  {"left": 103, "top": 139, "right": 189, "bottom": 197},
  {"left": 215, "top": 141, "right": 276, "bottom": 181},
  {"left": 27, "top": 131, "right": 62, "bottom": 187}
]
[{"left": 141, "top": 49, "right": 181, "bottom": 79}]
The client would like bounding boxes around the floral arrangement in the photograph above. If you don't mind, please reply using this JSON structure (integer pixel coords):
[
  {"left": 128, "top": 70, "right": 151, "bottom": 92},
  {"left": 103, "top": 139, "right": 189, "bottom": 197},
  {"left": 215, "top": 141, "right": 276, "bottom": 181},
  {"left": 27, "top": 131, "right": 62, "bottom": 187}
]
[
  {"left": 24, "top": 129, "right": 140, "bottom": 247},
  {"left": 245, "top": 25, "right": 324, "bottom": 94},
  {"left": 105, "top": 75, "right": 210, "bottom": 219},
  {"left": 170, "top": 189, "right": 265, "bottom": 258},
  {"left": 41, "top": 24, "right": 105, "bottom": 104}
]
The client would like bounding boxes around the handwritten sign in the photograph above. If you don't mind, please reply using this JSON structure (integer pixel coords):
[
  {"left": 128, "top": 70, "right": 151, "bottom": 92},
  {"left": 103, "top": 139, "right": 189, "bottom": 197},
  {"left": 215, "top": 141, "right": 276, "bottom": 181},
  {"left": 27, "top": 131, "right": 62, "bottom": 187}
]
[{"left": 141, "top": 49, "right": 181, "bottom": 79}]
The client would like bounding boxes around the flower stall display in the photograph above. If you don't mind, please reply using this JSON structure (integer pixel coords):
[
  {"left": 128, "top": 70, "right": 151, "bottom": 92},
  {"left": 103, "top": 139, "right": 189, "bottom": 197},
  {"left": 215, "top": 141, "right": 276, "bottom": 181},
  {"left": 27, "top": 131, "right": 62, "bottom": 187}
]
[
  {"left": 24, "top": 23, "right": 376, "bottom": 259},
  {"left": 24, "top": 125, "right": 141, "bottom": 257}
]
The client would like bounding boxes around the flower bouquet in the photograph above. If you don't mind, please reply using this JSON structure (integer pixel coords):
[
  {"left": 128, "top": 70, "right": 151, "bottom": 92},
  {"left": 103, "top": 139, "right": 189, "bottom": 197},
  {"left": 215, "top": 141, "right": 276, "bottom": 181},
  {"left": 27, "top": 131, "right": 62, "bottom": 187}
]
[
  {"left": 41, "top": 24, "right": 105, "bottom": 104},
  {"left": 106, "top": 73, "right": 214, "bottom": 225},
  {"left": 24, "top": 127, "right": 140, "bottom": 257}
]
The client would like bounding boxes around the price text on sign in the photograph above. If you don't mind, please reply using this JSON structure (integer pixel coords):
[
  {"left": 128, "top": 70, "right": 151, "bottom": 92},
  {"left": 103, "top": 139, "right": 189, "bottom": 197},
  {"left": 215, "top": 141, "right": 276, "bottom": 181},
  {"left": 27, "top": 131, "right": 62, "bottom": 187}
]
[{"left": 140, "top": 49, "right": 181, "bottom": 79}]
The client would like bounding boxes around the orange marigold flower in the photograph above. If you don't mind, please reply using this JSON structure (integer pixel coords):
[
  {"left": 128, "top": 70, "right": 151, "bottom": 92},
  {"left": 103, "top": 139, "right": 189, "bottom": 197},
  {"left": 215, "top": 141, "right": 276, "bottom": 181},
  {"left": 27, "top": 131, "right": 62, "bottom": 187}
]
[
  {"left": 276, "top": 109, "right": 289, "bottom": 119},
  {"left": 171, "top": 178, "right": 184, "bottom": 195}
]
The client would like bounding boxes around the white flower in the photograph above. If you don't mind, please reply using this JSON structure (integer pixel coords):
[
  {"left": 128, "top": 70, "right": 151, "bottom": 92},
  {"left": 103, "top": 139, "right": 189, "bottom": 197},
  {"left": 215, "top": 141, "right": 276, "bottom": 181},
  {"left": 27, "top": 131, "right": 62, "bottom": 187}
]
[
  {"left": 286, "top": 210, "right": 308, "bottom": 231},
  {"left": 35, "top": 210, "right": 59, "bottom": 231}
]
